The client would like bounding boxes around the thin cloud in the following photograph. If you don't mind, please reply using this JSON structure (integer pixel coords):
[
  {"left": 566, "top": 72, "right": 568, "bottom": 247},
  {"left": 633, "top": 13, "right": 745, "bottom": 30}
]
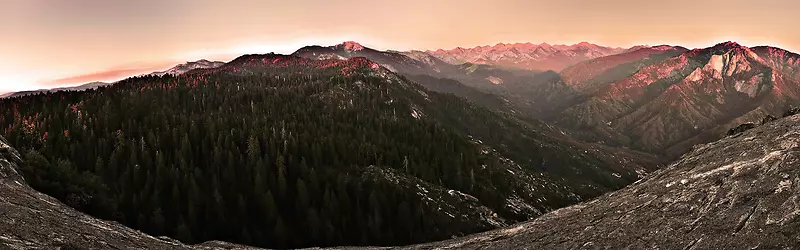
[{"left": 41, "top": 63, "right": 175, "bottom": 86}]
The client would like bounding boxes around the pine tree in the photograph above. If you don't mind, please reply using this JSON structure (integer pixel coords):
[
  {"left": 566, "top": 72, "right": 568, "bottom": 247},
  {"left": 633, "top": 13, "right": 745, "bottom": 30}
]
[
  {"left": 247, "top": 135, "right": 261, "bottom": 161},
  {"left": 149, "top": 208, "right": 166, "bottom": 236},
  {"left": 260, "top": 190, "right": 277, "bottom": 223},
  {"left": 296, "top": 179, "right": 309, "bottom": 209},
  {"left": 275, "top": 152, "right": 287, "bottom": 197},
  {"left": 94, "top": 157, "right": 105, "bottom": 180},
  {"left": 176, "top": 220, "right": 194, "bottom": 243},
  {"left": 272, "top": 217, "right": 287, "bottom": 248},
  {"left": 306, "top": 208, "right": 321, "bottom": 243}
]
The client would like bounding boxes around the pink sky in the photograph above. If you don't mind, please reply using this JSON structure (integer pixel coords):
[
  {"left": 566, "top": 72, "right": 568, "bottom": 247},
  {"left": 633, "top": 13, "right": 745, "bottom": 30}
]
[{"left": 2, "top": 0, "right": 799, "bottom": 93}]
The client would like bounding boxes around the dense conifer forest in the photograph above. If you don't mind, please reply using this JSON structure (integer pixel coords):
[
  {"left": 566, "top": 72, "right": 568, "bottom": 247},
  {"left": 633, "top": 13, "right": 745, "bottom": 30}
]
[{"left": 0, "top": 55, "right": 658, "bottom": 248}]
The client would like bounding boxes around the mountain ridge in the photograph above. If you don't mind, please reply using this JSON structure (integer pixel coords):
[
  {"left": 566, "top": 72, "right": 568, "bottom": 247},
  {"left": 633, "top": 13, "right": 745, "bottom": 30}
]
[
  {"left": 1, "top": 81, "right": 112, "bottom": 99},
  {"left": 146, "top": 59, "right": 226, "bottom": 77},
  {"left": 426, "top": 42, "right": 629, "bottom": 71},
  {"left": 288, "top": 40, "right": 800, "bottom": 160}
]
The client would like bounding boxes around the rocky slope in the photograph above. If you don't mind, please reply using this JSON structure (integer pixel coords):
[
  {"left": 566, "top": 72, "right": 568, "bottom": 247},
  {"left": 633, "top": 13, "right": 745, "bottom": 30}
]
[
  {"left": 551, "top": 42, "right": 800, "bottom": 157},
  {"left": 559, "top": 45, "right": 688, "bottom": 94},
  {"left": 0, "top": 136, "right": 260, "bottom": 249},
  {"left": 398, "top": 112, "right": 800, "bottom": 249},
  {"left": 427, "top": 42, "right": 628, "bottom": 72}
]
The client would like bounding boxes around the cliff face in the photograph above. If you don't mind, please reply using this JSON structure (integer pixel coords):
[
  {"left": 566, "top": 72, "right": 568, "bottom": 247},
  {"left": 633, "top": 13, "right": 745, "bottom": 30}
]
[
  {"left": 400, "top": 114, "right": 800, "bottom": 249},
  {"left": 0, "top": 136, "right": 260, "bottom": 249}
]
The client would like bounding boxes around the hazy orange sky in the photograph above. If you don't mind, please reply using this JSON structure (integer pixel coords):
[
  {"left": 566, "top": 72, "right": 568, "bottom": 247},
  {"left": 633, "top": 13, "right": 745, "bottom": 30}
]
[{"left": 1, "top": 0, "right": 799, "bottom": 93}]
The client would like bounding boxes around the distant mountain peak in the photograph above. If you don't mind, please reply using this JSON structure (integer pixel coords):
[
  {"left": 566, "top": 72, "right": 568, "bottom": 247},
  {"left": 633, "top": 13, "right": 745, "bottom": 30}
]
[
  {"left": 427, "top": 42, "right": 627, "bottom": 71},
  {"left": 179, "top": 59, "right": 222, "bottom": 66},
  {"left": 625, "top": 45, "right": 684, "bottom": 53},
  {"left": 293, "top": 41, "right": 374, "bottom": 61},
  {"left": 337, "top": 41, "right": 365, "bottom": 51},
  {"left": 628, "top": 45, "right": 650, "bottom": 51},
  {"left": 652, "top": 45, "right": 679, "bottom": 50},
  {"left": 712, "top": 41, "right": 746, "bottom": 50},
  {"left": 721, "top": 41, "right": 741, "bottom": 46},
  {"left": 216, "top": 54, "right": 384, "bottom": 76},
  {"left": 147, "top": 59, "right": 225, "bottom": 77}
]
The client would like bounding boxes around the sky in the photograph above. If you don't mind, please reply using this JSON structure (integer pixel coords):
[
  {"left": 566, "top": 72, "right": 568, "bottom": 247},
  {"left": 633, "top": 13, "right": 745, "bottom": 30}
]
[{"left": 1, "top": 0, "right": 799, "bottom": 93}]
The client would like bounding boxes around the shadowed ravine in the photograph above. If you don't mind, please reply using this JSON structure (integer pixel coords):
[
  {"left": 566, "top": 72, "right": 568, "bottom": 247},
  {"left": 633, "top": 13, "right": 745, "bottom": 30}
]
[{"left": 390, "top": 114, "right": 800, "bottom": 249}]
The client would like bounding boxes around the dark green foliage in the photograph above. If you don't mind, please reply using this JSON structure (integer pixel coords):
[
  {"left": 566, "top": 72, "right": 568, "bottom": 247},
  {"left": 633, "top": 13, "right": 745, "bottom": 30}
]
[
  {"left": 0, "top": 56, "right": 656, "bottom": 249},
  {"left": 0, "top": 63, "right": 501, "bottom": 248},
  {"left": 20, "top": 151, "right": 116, "bottom": 218}
]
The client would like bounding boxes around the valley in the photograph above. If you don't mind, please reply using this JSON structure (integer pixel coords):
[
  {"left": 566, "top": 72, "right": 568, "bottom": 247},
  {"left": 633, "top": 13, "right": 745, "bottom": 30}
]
[
  {"left": 400, "top": 109, "right": 800, "bottom": 250},
  {"left": 0, "top": 53, "right": 659, "bottom": 248},
  {"left": 288, "top": 41, "right": 800, "bottom": 160}
]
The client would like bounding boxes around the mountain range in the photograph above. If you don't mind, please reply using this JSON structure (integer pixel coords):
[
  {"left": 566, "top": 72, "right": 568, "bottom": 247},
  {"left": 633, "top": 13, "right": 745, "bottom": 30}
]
[
  {"left": 289, "top": 41, "right": 800, "bottom": 159},
  {"left": 427, "top": 42, "right": 629, "bottom": 72},
  {"left": 2, "top": 39, "right": 800, "bottom": 249}
]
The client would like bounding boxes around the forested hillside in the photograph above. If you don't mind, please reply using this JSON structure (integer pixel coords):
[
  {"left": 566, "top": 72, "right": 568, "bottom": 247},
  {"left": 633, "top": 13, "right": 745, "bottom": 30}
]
[{"left": 0, "top": 55, "right": 659, "bottom": 249}]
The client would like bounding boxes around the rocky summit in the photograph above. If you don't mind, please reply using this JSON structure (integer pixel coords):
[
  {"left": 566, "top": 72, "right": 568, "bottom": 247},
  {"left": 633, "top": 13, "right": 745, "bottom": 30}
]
[{"left": 396, "top": 113, "right": 800, "bottom": 249}]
